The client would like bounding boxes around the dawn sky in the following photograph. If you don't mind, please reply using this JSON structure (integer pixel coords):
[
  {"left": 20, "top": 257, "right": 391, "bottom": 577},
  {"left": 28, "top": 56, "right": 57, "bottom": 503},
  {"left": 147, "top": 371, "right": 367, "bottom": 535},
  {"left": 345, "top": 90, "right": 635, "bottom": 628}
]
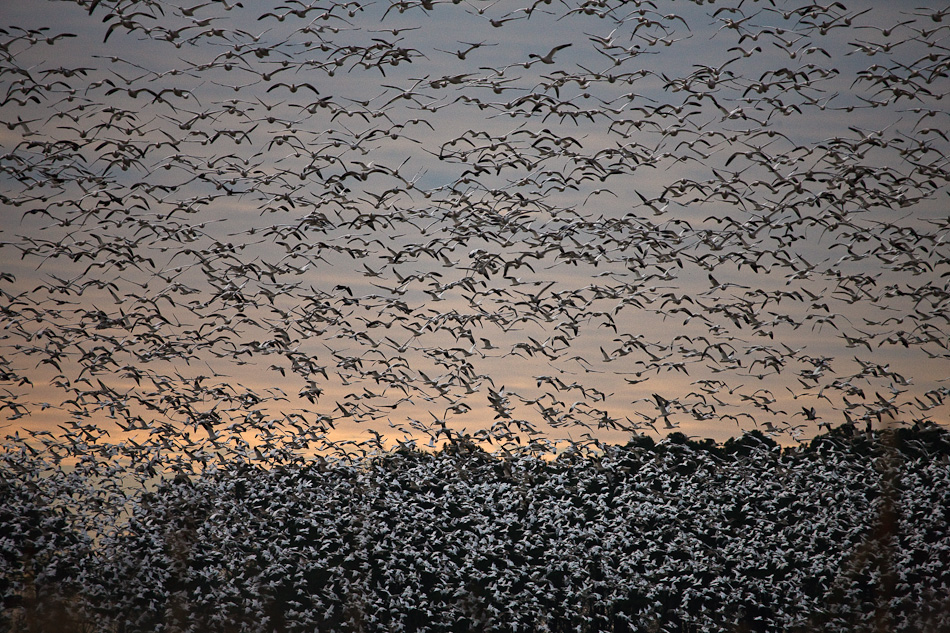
[{"left": 1, "top": 0, "right": 948, "bottom": 459}]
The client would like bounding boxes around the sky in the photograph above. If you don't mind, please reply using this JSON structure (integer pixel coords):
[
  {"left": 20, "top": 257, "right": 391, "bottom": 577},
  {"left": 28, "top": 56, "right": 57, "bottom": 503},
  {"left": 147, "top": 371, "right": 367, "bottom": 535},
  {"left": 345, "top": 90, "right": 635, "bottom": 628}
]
[{"left": 1, "top": 0, "right": 948, "bottom": 462}]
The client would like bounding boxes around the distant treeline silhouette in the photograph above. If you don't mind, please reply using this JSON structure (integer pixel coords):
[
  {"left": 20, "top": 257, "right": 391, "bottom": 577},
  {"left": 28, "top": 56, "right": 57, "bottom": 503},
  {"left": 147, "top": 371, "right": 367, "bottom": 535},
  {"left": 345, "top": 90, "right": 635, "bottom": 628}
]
[{"left": 3, "top": 422, "right": 950, "bottom": 633}]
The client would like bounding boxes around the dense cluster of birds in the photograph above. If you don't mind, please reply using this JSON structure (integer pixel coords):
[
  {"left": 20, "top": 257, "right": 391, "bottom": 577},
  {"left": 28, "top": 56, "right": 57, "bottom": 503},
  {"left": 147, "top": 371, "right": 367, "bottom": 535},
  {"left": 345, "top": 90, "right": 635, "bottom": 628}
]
[
  {"left": 1, "top": 0, "right": 949, "bottom": 472},
  {"left": 4, "top": 426, "right": 950, "bottom": 632}
]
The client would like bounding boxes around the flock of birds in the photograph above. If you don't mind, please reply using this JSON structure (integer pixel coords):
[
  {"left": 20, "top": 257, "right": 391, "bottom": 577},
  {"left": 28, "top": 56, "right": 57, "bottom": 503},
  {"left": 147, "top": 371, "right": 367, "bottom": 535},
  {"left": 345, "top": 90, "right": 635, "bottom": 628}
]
[
  {"left": 1, "top": 0, "right": 949, "bottom": 470},
  {"left": 3, "top": 2, "right": 950, "bottom": 631},
  {"left": 6, "top": 431, "right": 950, "bottom": 632}
]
